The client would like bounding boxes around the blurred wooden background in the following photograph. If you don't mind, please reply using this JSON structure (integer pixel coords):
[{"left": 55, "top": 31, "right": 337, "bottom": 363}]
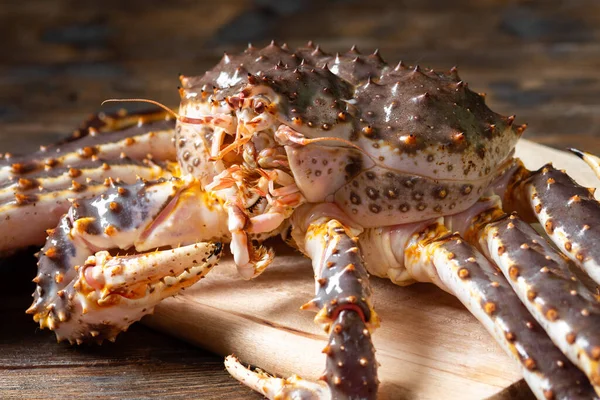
[
  {"left": 1, "top": 0, "right": 599, "bottom": 398},
  {"left": 1, "top": 0, "right": 599, "bottom": 153}
]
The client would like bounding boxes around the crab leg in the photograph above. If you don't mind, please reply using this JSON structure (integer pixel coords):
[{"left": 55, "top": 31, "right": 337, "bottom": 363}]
[
  {"left": 0, "top": 158, "right": 170, "bottom": 253},
  {"left": 225, "top": 356, "right": 331, "bottom": 399},
  {"left": 408, "top": 224, "right": 597, "bottom": 399},
  {"left": 0, "top": 111, "right": 177, "bottom": 254},
  {"left": 359, "top": 219, "right": 597, "bottom": 399},
  {"left": 568, "top": 148, "right": 600, "bottom": 178},
  {"left": 227, "top": 210, "right": 379, "bottom": 400},
  {"left": 0, "top": 114, "right": 175, "bottom": 182},
  {"left": 27, "top": 177, "right": 229, "bottom": 344},
  {"left": 301, "top": 217, "right": 378, "bottom": 331},
  {"left": 0, "top": 158, "right": 167, "bottom": 202},
  {"left": 449, "top": 198, "right": 600, "bottom": 395},
  {"left": 502, "top": 160, "right": 600, "bottom": 286},
  {"left": 225, "top": 308, "right": 376, "bottom": 400}
]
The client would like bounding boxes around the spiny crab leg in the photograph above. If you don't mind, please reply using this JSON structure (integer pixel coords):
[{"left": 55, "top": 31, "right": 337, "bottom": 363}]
[
  {"left": 402, "top": 220, "right": 597, "bottom": 399},
  {"left": 225, "top": 312, "right": 375, "bottom": 400},
  {"left": 225, "top": 356, "right": 331, "bottom": 400},
  {"left": 0, "top": 158, "right": 166, "bottom": 203},
  {"left": 503, "top": 160, "right": 600, "bottom": 286},
  {"left": 0, "top": 110, "right": 177, "bottom": 254},
  {"left": 452, "top": 199, "right": 600, "bottom": 394},
  {"left": 27, "top": 177, "right": 226, "bottom": 344},
  {"left": 0, "top": 111, "right": 175, "bottom": 182},
  {"left": 301, "top": 217, "right": 379, "bottom": 332},
  {"left": 0, "top": 158, "right": 169, "bottom": 254},
  {"left": 228, "top": 212, "right": 379, "bottom": 399}
]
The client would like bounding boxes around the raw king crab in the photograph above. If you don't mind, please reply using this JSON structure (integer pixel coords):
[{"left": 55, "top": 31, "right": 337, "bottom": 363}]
[{"left": 4, "top": 41, "right": 600, "bottom": 399}]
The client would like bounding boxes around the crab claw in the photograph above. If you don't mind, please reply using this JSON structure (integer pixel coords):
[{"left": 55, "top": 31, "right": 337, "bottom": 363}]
[
  {"left": 29, "top": 241, "right": 221, "bottom": 344},
  {"left": 82, "top": 243, "right": 222, "bottom": 303},
  {"left": 26, "top": 177, "right": 229, "bottom": 344}
]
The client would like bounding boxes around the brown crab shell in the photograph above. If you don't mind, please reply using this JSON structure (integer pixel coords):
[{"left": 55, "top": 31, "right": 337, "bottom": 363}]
[{"left": 178, "top": 42, "right": 524, "bottom": 226}]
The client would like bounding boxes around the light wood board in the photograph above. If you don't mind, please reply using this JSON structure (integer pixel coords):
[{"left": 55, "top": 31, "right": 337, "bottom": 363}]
[{"left": 143, "top": 140, "right": 598, "bottom": 399}]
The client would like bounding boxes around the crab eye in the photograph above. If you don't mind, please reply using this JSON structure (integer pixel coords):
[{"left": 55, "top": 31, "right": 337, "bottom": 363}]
[
  {"left": 252, "top": 95, "right": 271, "bottom": 114},
  {"left": 253, "top": 101, "right": 266, "bottom": 114}
]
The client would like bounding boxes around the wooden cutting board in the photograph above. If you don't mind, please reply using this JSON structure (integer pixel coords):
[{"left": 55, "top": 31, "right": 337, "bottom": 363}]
[{"left": 143, "top": 140, "right": 599, "bottom": 400}]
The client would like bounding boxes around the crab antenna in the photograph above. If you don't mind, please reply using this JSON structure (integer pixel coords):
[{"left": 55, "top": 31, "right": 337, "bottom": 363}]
[
  {"left": 101, "top": 98, "right": 211, "bottom": 125},
  {"left": 101, "top": 98, "right": 181, "bottom": 119}
]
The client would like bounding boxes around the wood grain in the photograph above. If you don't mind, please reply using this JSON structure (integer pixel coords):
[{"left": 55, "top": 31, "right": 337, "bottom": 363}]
[{"left": 1, "top": 0, "right": 599, "bottom": 399}]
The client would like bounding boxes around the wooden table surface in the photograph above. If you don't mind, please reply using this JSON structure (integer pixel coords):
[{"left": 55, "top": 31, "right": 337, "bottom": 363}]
[{"left": 1, "top": 1, "right": 599, "bottom": 399}]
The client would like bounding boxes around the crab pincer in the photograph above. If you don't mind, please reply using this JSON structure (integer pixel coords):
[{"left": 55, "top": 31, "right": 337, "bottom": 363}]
[{"left": 27, "top": 177, "right": 227, "bottom": 343}]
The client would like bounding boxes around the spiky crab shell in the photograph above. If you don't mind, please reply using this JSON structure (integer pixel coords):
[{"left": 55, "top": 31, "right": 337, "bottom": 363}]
[{"left": 177, "top": 42, "right": 526, "bottom": 226}]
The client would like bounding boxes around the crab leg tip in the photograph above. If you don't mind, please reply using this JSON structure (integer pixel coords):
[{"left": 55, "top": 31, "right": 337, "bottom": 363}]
[
  {"left": 568, "top": 147, "right": 585, "bottom": 159},
  {"left": 224, "top": 355, "right": 331, "bottom": 400}
]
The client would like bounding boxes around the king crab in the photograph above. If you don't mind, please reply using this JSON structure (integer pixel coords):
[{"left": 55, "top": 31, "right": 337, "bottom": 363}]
[{"left": 3, "top": 41, "right": 600, "bottom": 399}]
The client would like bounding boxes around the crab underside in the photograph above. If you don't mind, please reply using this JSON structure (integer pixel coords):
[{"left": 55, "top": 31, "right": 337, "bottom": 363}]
[{"left": 4, "top": 42, "right": 600, "bottom": 400}]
